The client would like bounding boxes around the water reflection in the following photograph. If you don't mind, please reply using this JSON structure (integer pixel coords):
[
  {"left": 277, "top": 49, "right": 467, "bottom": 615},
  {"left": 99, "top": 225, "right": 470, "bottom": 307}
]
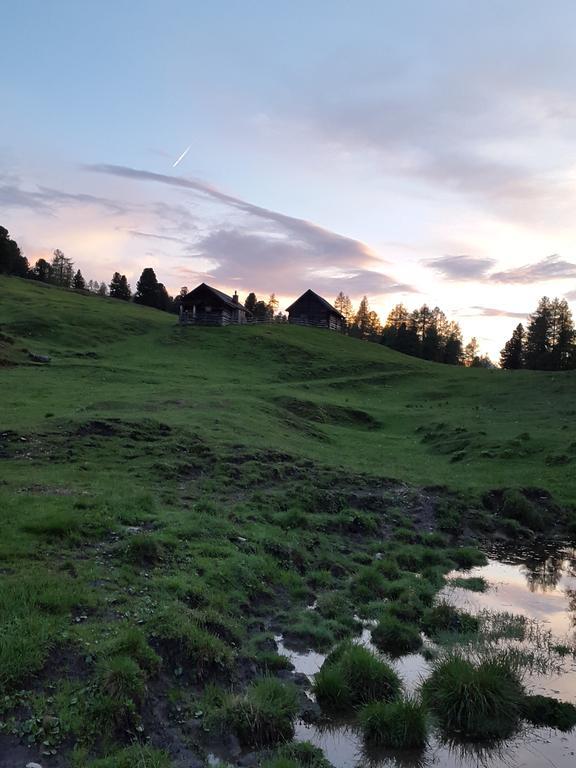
[{"left": 283, "top": 543, "right": 576, "bottom": 768}]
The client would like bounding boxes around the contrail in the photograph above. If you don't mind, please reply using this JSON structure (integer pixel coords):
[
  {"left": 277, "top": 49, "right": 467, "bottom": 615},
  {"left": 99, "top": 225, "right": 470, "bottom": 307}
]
[{"left": 172, "top": 144, "right": 191, "bottom": 168}]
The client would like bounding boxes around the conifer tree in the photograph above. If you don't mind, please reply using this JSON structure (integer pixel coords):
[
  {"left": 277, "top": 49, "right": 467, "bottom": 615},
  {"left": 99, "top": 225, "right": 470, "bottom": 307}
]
[
  {"left": 500, "top": 324, "right": 525, "bottom": 369},
  {"left": 73, "top": 269, "right": 86, "bottom": 290},
  {"left": 109, "top": 272, "right": 131, "bottom": 300},
  {"left": 134, "top": 268, "right": 160, "bottom": 308}
]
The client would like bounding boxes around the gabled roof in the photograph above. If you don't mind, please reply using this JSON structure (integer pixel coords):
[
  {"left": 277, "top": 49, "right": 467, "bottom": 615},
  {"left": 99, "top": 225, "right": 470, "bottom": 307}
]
[
  {"left": 285, "top": 289, "right": 344, "bottom": 319},
  {"left": 183, "top": 282, "right": 247, "bottom": 311}
]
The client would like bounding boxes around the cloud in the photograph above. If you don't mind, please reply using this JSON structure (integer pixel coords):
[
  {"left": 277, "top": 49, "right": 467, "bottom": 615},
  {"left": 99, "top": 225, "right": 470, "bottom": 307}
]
[
  {"left": 425, "top": 254, "right": 497, "bottom": 280},
  {"left": 186, "top": 228, "right": 413, "bottom": 296},
  {"left": 491, "top": 254, "right": 576, "bottom": 283},
  {"left": 88, "top": 164, "right": 413, "bottom": 295},
  {"left": 127, "top": 230, "right": 191, "bottom": 245},
  {"left": 471, "top": 306, "right": 528, "bottom": 318},
  {"left": 565, "top": 289, "right": 576, "bottom": 301},
  {"left": 0, "top": 181, "right": 127, "bottom": 215}
]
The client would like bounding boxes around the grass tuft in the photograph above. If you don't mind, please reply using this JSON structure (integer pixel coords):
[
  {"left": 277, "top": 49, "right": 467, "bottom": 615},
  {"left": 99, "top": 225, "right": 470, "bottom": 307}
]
[{"left": 359, "top": 697, "right": 428, "bottom": 748}]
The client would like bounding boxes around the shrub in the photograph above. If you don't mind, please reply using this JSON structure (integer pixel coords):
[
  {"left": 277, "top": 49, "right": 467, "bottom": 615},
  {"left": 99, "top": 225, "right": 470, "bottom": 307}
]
[
  {"left": 424, "top": 654, "right": 524, "bottom": 740},
  {"left": 522, "top": 695, "right": 576, "bottom": 731},
  {"left": 314, "top": 642, "right": 402, "bottom": 712},
  {"left": 359, "top": 697, "right": 428, "bottom": 748},
  {"left": 371, "top": 615, "right": 422, "bottom": 657},
  {"left": 225, "top": 678, "right": 299, "bottom": 746}
]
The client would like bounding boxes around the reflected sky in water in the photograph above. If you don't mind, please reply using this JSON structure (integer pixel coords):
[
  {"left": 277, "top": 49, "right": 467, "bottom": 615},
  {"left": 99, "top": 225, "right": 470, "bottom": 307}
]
[{"left": 284, "top": 543, "right": 576, "bottom": 768}]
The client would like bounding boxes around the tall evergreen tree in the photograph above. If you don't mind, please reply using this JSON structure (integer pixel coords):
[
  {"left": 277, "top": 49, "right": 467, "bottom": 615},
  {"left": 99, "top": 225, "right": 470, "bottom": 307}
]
[
  {"left": 267, "top": 293, "right": 279, "bottom": 319},
  {"left": 244, "top": 292, "right": 257, "bottom": 314},
  {"left": 0, "top": 226, "right": 29, "bottom": 276},
  {"left": 50, "top": 249, "right": 74, "bottom": 287},
  {"left": 500, "top": 324, "right": 526, "bottom": 369},
  {"left": 73, "top": 269, "right": 86, "bottom": 290},
  {"left": 463, "top": 337, "right": 480, "bottom": 367},
  {"left": 134, "top": 268, "right": 160, "bottom": 308},
  {"left": 109, "top": 272, "right": 131, "bottom": 300},
  {"left": 525, "top": 297, "right": 553, "bottom": 369}
]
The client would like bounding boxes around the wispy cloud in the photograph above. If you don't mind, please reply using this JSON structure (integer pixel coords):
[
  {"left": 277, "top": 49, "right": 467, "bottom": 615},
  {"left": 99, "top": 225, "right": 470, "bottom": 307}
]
[
  {"left": 491, "top": 254, "right": 576, "bottom": 283},
  {"left": 0, "top": 181, "right": 127, "bottom": 215},
  {"left": 470, "top": 306, "right": 528, "bottom": 318},
  {"left": 425, "top": 254, "right": 497, "bottom": 280},
  {"left": 87, "top": 163, "right": 413, "bottom": 295}
]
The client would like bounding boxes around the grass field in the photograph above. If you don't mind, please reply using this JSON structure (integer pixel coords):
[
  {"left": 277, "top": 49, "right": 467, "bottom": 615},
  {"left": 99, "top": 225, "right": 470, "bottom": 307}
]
[{"left": 0, "top": 275, "right": 574, "bottom": 766}]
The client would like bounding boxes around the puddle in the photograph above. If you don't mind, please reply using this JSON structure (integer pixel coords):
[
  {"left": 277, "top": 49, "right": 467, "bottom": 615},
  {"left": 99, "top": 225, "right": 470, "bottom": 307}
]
[{"left": 281, "top": 544, "right": 576, "bottom": 768}]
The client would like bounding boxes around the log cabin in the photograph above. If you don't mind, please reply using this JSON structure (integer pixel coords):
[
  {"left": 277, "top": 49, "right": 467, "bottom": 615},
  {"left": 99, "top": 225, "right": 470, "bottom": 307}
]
[
  {"left": 180, "top": 283, "right": 249, "bottom": 325},
  {"left": 286, "top": 289, "right": 344, "bottom": 331}
]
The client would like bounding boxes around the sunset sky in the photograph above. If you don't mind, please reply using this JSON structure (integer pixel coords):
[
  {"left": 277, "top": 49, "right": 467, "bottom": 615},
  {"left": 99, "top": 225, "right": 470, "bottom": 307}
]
[{"left": 2, "top": 1, "right": 576, "bottom": 357}]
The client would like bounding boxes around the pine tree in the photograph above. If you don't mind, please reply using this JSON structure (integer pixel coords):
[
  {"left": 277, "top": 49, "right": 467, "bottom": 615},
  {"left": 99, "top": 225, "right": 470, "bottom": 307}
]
[
  {"left": 443, "top": 323, "right": 464, "bottom": 365},
  {"left": 110, "top": 272, "right": 131, "bottom": 301},
  {"left": 0, "top": 226, "right": 29, "bottom": 276},
  {"left": 73, "top": 270, "right": 86, "bottom": 290},
  {"left": 525, "top": 297, "right": 552, "bottom": 369},
  {"left": 500, "top": 324, "right": 525, "bottom": 369},
  {"left": 134, "top": 268, "right": 160, "bottom": 308},
  {"left": 244, "top": 293, "right": 257, "bottom": 314}
]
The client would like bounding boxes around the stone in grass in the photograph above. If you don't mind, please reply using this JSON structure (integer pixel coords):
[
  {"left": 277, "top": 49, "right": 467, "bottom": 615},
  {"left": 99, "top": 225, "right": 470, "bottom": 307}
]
[{"left": 28, "top": 353, "right": 51, "bottom": 363}]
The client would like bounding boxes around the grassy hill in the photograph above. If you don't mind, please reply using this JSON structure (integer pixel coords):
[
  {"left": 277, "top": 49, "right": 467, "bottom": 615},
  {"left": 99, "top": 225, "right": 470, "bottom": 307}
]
[
  {"left": 0, "top": 275, "right": 574, "bottom": 767},
  {"left": 1, "top": 275, "right": 574, "bottom": 500}
]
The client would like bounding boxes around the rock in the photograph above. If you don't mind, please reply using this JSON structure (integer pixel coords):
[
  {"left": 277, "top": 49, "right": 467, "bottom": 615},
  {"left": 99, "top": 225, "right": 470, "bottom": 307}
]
[
  {"left": 26, "top": 763, "right": 44, "bottom": 768},
  {"left": 28, "top": 353, "right": 51, "bottom": 364}
]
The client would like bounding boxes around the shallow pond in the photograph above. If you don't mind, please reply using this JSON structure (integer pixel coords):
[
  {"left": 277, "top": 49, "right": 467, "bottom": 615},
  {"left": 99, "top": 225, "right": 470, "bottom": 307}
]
[{"left": 280, "top": 543, "right": 576, "bottom": 768}]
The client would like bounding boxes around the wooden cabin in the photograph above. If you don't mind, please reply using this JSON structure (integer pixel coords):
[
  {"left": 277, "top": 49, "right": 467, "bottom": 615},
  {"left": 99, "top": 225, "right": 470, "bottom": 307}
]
[
  {"left": 180, "top": 283, "right": 249, "bottom": 325},
  {"left": 286, "top": 289, "right": 344, "bottom": 331}
]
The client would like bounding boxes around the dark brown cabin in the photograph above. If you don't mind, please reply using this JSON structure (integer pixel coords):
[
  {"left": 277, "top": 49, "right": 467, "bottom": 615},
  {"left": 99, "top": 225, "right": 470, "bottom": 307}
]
[
  {"left": 180, "top": 283, "right": 248, "bottom": 326},
  {"left": 285, "top": 289, "right": 344, "bottom": 331}
]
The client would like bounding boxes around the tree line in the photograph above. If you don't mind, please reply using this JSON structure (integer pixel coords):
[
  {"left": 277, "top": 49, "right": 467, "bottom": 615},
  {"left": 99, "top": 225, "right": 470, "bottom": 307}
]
[
  {"left": 500, "top": 298, "right": 575, "bottom": 370},
  {"left": 2, "top": 225, "right": 574, "bottom": 369},
  {"left": 334, "top": 291, "right": 491, "bottom": 367}
]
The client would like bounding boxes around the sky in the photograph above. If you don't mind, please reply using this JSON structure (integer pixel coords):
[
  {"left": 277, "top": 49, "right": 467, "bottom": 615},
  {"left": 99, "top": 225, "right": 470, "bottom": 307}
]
[{"left": 2, "top": 1, "right": 576, "bottom": 358}]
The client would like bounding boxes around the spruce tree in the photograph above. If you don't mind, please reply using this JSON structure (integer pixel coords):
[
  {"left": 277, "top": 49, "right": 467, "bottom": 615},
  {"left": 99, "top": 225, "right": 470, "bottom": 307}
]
[
  {"left": 244, "top": 292, "right": 257, "bottom": 314},
  {"left": 73, "top": 270, "right": 86, "bottom": 290},
  {"left": 134, "top": 268, "right": 160, "bottom": 307},
  {"left": 110, "top": 272, "right": 131, "bottom": 300},
  {"left": 525, "top": 297, "right": 552, "bottom": 369},
  {"left": 0, "top": 226, "right": 29, "bottom": 276},
  {"left": 500, "top": 324, "right": 525, "bottom": 369}
]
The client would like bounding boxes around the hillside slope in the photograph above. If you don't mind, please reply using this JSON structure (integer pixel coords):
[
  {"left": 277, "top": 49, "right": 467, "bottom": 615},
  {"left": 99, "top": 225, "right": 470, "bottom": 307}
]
[{"left": 1, "top": 275, "right": 574, "bottom": 500}]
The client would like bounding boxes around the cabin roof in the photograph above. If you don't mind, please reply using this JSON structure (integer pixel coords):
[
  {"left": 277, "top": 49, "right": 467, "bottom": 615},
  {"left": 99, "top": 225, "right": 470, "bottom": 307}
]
[
  {"left": 285, "top": 289, "right": 344, "bottom": 319},
  {"left": 183, "top": 282, "right": 247, "bottom": 311}
]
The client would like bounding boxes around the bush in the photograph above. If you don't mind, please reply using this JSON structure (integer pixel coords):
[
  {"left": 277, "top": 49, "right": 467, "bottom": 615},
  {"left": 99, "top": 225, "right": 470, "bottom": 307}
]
[
  {"left": 359, "top": 697, "right": 428, "bottom": 748},
  {"left": 225, "top": 678, "right": 299, "bottom": 746},
  {"left": 424, "top": 654, "right": 524, "bottom": 740},
  {"left": 371, "top": 615, "right": 422, "bottom": 657},
  {"left": 314, "top": 642, "right": 402, "bottom": 713},
  {"left": 522, "top": 695, "right": 576, "bottom": 731}
]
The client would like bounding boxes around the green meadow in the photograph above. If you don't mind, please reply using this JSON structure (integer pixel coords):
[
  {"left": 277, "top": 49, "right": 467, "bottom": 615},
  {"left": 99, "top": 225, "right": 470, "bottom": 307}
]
[{"left": 1, "top": 275, "right": 575, "bottom": 766}]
